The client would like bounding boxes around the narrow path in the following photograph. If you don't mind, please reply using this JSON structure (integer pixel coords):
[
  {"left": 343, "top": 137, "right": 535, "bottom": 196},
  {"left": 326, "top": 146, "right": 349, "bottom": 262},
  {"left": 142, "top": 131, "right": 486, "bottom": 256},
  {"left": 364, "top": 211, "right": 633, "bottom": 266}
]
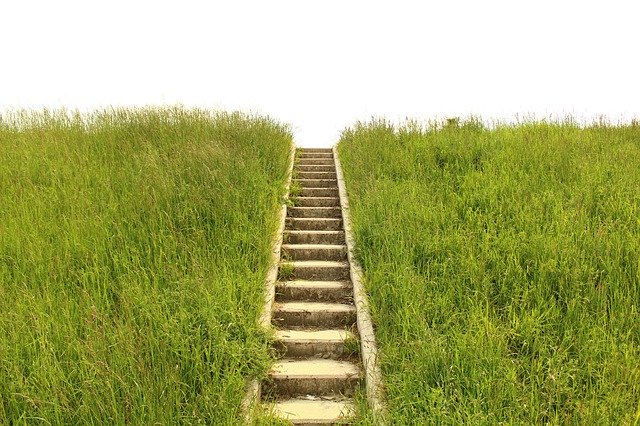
[{"left": 262, "top": 148, "right": 361, "bottom": 424}]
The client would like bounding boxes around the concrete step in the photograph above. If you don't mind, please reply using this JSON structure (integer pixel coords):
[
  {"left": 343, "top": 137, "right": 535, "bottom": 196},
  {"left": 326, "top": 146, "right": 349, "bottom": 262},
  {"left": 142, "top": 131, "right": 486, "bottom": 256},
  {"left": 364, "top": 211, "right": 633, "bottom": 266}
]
[
  {"left": 267, "top": 397, "right": 355, "bottom": 425},
  {"left": 296, "top": 158, "right": 334, "bottom": 166},
  {"left": 284, "top": 230, "right": 345, "bottom": 245},
  {"left": 298, "top": 152, "right": 333, "bottom": 158},
  {"left": 273, "top": 329, "right": 356, "bottom": 359},
  {"left": 285, "top": 218, "right": 342, "bottom": 231},
  {"left": 265, "top": 359, "right": 361, "bottom": 397},
  {"left": 299, "top": 187, "right": 339, "bottom": 197},
  {"left": 296, "top": 171, "right": 337, "bottom": 180},
  {"left": 298, "top": 148, "right": 333, "bottom": 153},
  {"left": 287, "top": 206, "right": 342, "bottom": 219},
  {"left": 295, "top": 164, "right": 335, "bottom": 172},
  {"left": 293, "top": 197, "right": 340, "bottom": 207},
  {"left": 276, "top": 280, "right": 352, "bottom": 302},
  {"left": 281, "top": 244, "right": 347, "bottom": 261},
  {"left": 272, "top": 301, "right": 356, "bottom": 328},
  {"left": 295, "top": 179, "right": 338, "bottom": 188},
  {"left": 279, "top": 261, "right": 350, "bottom": 281}
]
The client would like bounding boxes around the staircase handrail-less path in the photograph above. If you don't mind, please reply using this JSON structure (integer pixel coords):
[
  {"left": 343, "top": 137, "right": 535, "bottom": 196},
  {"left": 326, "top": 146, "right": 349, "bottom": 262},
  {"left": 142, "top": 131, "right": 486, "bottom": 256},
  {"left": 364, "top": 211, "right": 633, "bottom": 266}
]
[{"left": 244, "top": 147, "right": 385, "bottom": 424}]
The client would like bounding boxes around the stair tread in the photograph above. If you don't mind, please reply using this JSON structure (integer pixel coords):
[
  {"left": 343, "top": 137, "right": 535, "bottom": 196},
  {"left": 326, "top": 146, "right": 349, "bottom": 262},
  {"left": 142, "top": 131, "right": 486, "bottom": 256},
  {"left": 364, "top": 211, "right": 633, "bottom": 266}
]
[
  {"left": 288, "top": 206, "right": 340, "bottom": 210},
  {"left": 294, "top": 196, "right": 339, "bottom": 199},
  {"left": 294, "top": 196, "right": 340, "bottom": 202},
  {"left": 269, "top": 397, "right": 355, "bottom": 423},
  {"left": 270, "top": 359, "right": 360, "bottom": 379},
  {"left": 281, "top": 260, "right": 348, "bottom": 267},
  {"left": 274, "top": 301, "right": 355, "bottom": 313},
  {"left": 278, "top": 280, "right": 350, "bottom": 287},
  {"left": 286, "top": 206, "right": 342, "bottom": 219},
  {"left": 286, "top": 218, "right": 341, "bottom": 221},
  {"left": 282, "top": 244, "right": 346, "bottom": 249},
  {"left": 285, "top": 230, "right": 343, "bottom": 235},
  {"left": 276, "top": 329, "right": 354, "bottom": 342}
]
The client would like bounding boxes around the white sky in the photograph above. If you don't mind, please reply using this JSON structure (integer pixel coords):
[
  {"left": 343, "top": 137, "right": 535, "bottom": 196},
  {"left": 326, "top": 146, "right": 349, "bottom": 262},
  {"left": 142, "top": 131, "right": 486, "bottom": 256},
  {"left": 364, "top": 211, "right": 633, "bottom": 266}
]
[{"left": 1, "top": 0, "right": 638, "bottom": 147}]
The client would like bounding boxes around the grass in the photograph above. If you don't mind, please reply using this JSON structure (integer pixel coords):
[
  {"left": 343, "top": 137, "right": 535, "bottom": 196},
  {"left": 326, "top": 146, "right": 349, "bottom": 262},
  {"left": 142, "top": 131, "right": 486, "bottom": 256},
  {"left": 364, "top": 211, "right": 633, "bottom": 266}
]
[
  {"left": 0, "top": 107, "right": 292, "bottom": 424},
  {"left": 338, "top": 118, "right": 640, "bottom": 424}
]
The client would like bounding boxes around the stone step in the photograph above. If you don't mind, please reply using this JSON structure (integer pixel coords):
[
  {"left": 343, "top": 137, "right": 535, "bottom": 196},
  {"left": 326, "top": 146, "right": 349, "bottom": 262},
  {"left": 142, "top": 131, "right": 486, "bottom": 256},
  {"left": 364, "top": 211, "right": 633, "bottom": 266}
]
[
  {"left": 293, "top": 197, "right": 340, "bottom": 207},
  {"left": 273, "top": 329, "right": 356, "bottom": 359},
  {"left": 298, "top": 148, "right": 333, "bottom": 153},
  {"left": 295, "top": 164, "right": 335, "bottom": 172},
  {"left": 272, "top": 302, "right": 356, "bottom": 328},
  {"left": 287, "top": 206, "right": 342, "bottom": 219},
  {"left": 266, "top": 397, "right": 355, "bottom": 425},
  {"left": 279, "top": 261, "right": 350, "bottom": 281},
  {"left": 296, "top": 158, "right": 334, "bottom": 166},
  {"left": 296, "top": 171, "right": 337, "bottom": 180},
  {"left": 294, "top": 179, "right": 338, "bottom": 188},
  {"left": 298, "top": 152, "right": 333, "bottom": 158},
  {"left": 299, "top": 187, "right": 339, "bottom": 197},
  {"left": 281, "top": 244, "right": 347, "bottom": 261},
  {"left": 285, "top": 218, "right": 342, "bottom": 231},
  {"left": 265, "top": 359, "right": 361, "bottom": 397},
  {"left": 284, "top": 230, "right": 345, "bottom": 245},
  {"left": 275, "top": 280, "right": 352, "bottom": 302}
]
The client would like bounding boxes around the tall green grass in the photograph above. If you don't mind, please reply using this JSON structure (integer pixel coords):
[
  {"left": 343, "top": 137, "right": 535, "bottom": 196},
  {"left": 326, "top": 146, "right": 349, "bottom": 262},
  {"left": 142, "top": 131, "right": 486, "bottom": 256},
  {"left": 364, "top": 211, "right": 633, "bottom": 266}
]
[
  {"left": 338, "top": 119, "right": 640, "bottom": 424},
  {"left": 0, "top": 107, "right": 292, "bottom": 424}
]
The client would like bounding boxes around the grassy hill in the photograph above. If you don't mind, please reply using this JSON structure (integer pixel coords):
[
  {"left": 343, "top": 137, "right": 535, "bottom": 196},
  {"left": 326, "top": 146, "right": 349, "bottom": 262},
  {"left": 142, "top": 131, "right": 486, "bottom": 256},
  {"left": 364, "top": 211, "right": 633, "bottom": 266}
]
[
  {"left": 338, "top": 119, "right": 640, "bottom": 424},
  {"left": 0, "top": 107, "right": 292, "bottom": 423}
]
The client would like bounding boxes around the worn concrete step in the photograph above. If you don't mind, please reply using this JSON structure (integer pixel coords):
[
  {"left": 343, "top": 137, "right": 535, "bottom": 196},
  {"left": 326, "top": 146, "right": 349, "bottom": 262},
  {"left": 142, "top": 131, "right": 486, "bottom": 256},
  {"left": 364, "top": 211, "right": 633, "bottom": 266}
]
[
  {"left": 282, "top": 244, "right": 347, "bottom": 261},
  {"left": 272, "top": 301, "right": 356, "bottom": 328},
  {"left": 273, "top": 329, "right": 356, "bottom": 359},
  {"left": 295, "top": 179, "right": 338, "bottom": 188},
  {"left": 298, "top": 152, "right": 333, "bottom": 158},
  {"left": 265, "top": 359, "right": 361, "bottom": 397},
  {"left": 293, "top": 197, "right": 340, "bottom": 207},
  {"left": 267, "top": 397, "right": 355, "bottom": 425},
  {"left": 296, "top": 158, "right": 334, "bottom": 166},
  {"left": 295, "top": 164, "right": 335, "bottom": 172},
  {"left": 279, "top": 261, "right": 350, "bottom": 281},
  {"left": 285, "top": 218, "right": 342, "bottom": 231},
  {"left": 299, "top": 187, "right": 339, "bottom": 197},
  {"left": 276, "top": 280, "right": 352, "bottom": 302},
  {"left": 284, "top": 230, "right": 345, "bottom": 245},
  {"left": 296, "top": 171, "right": 337, "bottom": 180},
  {"left": 287, "top": 207, "right": 342, "bottom": 219},
  {"left": 298, "top": 148, "right": 332, "bottom": 152}
]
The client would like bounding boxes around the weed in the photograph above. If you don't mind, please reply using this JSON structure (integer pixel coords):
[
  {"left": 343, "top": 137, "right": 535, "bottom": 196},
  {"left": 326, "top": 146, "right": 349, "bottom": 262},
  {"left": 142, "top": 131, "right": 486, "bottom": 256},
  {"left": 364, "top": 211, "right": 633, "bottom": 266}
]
[
  {"left": 343, "top": 335, "right": 361, "bottom": 357},
  {"left": 289, "top": 179, "right": 302, "bottom": 199},
  {"left": 277, "top": 262, "right": 295, "bottom": 281}
]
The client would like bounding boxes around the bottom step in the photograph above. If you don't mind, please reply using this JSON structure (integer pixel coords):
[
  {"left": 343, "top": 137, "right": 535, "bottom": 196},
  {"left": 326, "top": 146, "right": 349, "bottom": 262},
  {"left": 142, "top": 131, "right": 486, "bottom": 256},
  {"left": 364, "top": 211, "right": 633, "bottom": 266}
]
[{"left": 268, "top": 397, "right": 355, "bottom": 425}]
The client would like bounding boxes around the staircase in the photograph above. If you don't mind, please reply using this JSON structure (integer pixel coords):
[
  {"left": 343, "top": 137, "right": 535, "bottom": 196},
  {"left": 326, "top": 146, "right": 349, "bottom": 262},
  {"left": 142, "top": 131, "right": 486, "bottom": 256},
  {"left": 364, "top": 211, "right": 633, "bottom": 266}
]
[{"left": 263, "top": 148, "right": 360, "bottom": 424}]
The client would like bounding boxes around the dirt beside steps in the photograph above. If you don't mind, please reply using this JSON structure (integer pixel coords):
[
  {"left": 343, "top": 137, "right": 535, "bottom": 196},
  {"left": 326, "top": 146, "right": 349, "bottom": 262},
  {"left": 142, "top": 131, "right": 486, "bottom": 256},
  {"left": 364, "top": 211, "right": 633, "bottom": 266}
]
[{"left": 262, "top": 148, "right": 360, "bottom": 424}]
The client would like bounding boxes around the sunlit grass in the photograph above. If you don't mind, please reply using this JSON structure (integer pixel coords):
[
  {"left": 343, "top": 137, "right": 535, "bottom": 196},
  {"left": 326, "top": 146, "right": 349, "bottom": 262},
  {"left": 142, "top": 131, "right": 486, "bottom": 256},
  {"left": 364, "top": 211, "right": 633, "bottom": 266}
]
[
  {"left": 0, "top": 107, "right": 292, "bottom": 423},
  {"left": 338, "top": 118, "right": 640, "bottom": 424}
]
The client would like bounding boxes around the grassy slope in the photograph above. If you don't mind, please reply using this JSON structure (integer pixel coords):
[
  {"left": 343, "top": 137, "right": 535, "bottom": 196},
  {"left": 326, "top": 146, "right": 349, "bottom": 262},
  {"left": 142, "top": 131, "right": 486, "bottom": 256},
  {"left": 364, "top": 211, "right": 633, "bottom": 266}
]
[
  {"left": 0, "top": 108, "right": 292, "bottom": 424},
  {"left": 338, "top": 120, "right": 640, "bottom": 424}
]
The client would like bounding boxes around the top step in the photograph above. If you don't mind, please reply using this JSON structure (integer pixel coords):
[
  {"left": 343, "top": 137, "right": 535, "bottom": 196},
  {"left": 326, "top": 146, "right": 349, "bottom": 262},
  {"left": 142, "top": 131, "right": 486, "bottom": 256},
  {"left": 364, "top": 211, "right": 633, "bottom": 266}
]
[{"left": 297, "top": 148, "right": 333, "bottom": 153}]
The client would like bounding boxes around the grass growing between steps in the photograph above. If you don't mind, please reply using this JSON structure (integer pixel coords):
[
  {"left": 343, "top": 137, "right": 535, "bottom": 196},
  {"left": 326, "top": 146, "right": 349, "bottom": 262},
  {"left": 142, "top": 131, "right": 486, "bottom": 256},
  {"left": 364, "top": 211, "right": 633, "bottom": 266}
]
[
  {"left": 338, "top": 119, "right": 640, "bottom": 424},
  {"left": 0, "top": 107, "right": 292, "bottom": 424}
]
